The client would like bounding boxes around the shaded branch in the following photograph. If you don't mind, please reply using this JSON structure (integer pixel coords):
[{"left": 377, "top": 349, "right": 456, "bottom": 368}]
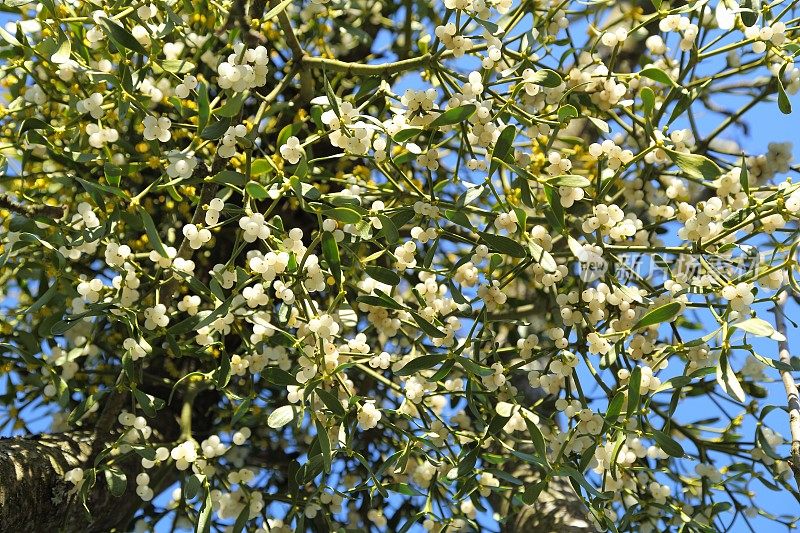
[{"left": 0, "top": 193, "right": 65, "bottom": 220}]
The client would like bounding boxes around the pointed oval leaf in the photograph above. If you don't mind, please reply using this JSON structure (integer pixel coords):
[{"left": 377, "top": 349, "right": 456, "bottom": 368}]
[
  {"left": 429, "top": 104, "right": 477, "bottom": 129},
  {"left": 652, "top": 429, "right": 685, "bottom": 457},
  {"left": 633, "top": 301, "right": 682, "bottom": 330},
  {"left": 639, "top": 67, "right": 678, "bottom": 87},
  {"left": 268, "top": 405, "right": 297, "bottom": 429},
  {"left": 478, "top": 231, "right": 527, "bottom": 258},
  {"left": 666, "top": 149, "right": 722, "bottom": 181}
]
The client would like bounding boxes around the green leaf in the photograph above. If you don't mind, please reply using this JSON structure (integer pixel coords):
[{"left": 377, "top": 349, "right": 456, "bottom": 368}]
[
  {"left": 214, "top": 92, "right": 246, "bottom": 117},
  {"left": 633, "top": 301, "right": 682, "bottom": 330},
  {"left": 315, "top": 419, "right": 332, "bottom": 473},
  {"left": 159, "top": 59, "right": 196, "bottom": 73},
  {"left": 605, "top": 392, "right": 625, "bottom": 427},
  {"left": 716, "top": 352, "right": 745, "bottom": 403},
  {"left": 777, "top": 65, "right": 793, "bottom": 114},
  {"left": 25, "top": 280, "right": 57, "bottom": 315},
  {"left": 457, "top": 356, "right": 494, "bottom": 377},
  {"left": 396, "top": 354, "right": 448, "bottom": 376},
  {"left": 133, "top": 389, "right": 163, "bottom": 418},
  {"left": 429, "top": 359, "right": 455, "bottom": 381},
  {"left": 445, "top": 209, "right": 472, "bottom": 229},
  {"left": 429, "top": 104, "right": 477, "bottom": 128},
  {"left": 263, "top": 367, "right": 299, "bottom": 386},
  {"left": 528, "top": 241, "right": 557, "bottom": 272},
  {"left": 627, "top": 366, "right": 641, "bottom": 416},
  {"left": 277, "top": 122, "right": 303, "bottom": 146},
  {"left": 652, "top": 429, "right": 685, "bottom": 457},
  {"left": 197, "top": 83, "right": 210, "bottom": 134},
  {"left": 184, "top": 474, "right": 204, "bottom": 500},
  {"left": 523, "top": 68, "right": 562, "bottom": 88},
  {"left": 557, "top": 104, "right": 578, "bottom": 123},
  {"left": 322, "top": 72, "right": 339, "bottom": 117},
  {"left": 138, "top": 207, "right": 167, "bottom": 257},
  {"left": 288, "top": 176, "right": 320, "bottom": 200},
  {"left": 546, "top": 174, "right": 591, "bottom": 188},
  {"left": 74, "top": 176, "right": 126, "bottom": 207},
  {"left": 732, "top": 317, "right": 785, "bottom": 341},
  {"left": 99, "top": 17, "right": 147, "bottom": 55},
  {"left": 489, "top": 124, "right": 517, "bottom": 176},
  {"left": 639, "top": 67, "right": 678, "bottom": 87},
  {"left": 132, "top": 446, "right": 157, "bottom": 461},
  {"left": 740, "top": 0, "right": 760, "bottom": 27},
  {"left": 245, "top": 181, "right": 268, "bottom": 199},
  {"left": 50, "top": 319, "right": 74, "bottom": 336},
  {"left": 324, "top": 207, "right": 362, "bottom": 224},
  {"left": 510, "top": 450, "right": 546, "bottom": 469},
  {"left": 556, "top": 465, "right": 609, "bottom": 499},
  {"left": 478, "top": 231, "right": 527, "bottom": 258},
  {"left": 213, "top": 352, "right": 232, "bottom": 388},
  {"left": 587, "top": 115, "right": 610, "bottom": 133},
  {"left": 408, "top": 311, "right": 447, "bottom": 338},
  {"left": 210, "top": 170, "right": 247, "bottom": 188},
  {"left": 104, "top": 467, "right": 127, "bottom": 497},
  {"left": 357, "top": 293, "right": 404, "bottom": 311},
  {"left": 18, "top": 118, "right": 54, "bottom": 134},
  {"left": 667, "top": 91, "right": 694, "bottom": 127},
  {"left": 666, "top": 149, "right": 722, "bottom": 181},
  {"left": 251, "top": 158, "right": 275, "bottom": 176},
  {"left": 487, "top": 412, "right": 511, "bottom": 435},
  {"left": 757, "top": 426, "right": 783, "bottom": 460},
  {"left": 50, "top": 33, "right": 71, "bottom": 63},
  {"left": 231, "top": 397, "right": 251, "bottom": 426},
  {"left": 365, "top": 265, "right": 401, "bottom": 286},
  {"left": 752, "top": 352, "right": 793, "bottom": 372},
  {"left": 377, "top": 215, "right": 399, "bottom": 243},
  {"left": 316, "top": 388, "right": 346, "bottom": 417},
  {"left": 641, "top": 87, "right": 655, "bottom": 116},
  {"left": 197, "top": 487, "right": 213, "bottom": 533},
  {"left": 68, "top": 390, "right": 107, "bottom": 425},
  {"left": 739, "top": 153, "right": 749, "bottom": 195},
  {"left": 459, "top": 184, "right": 484, "bottom": 207},
  {"left": 522, "top": 480, "right": 548, "bottom": 504},
  {"left": 392, "top": 128, "right": 424, "bottom": 142},
  {"left": 525, "top": 417, "right": 548, "bottom": 463},
  {"left": 0, "top": 26, "right": 22, "bottom": 47},
  {"left": 268, "top": 405, "right": 297, "bottom": 429},
  {"left": 191, "top": 296, "right": 234, "bottom": 333},
  {"left": 321, "top": 231, "right": 341, "bottom": 288},
  {"left": 103, "top": 163, "right": 122, "bottom": 187},
  {"left": 231, "top": 506, "right": 249, "bottom": 533},
  {"left": 200, "top": 117, "right": 232, "bottom": 140},
  {"left": 264, "top": 0, "right": 293, "bottom": 19},
  {"left": 542, "top": 183, "right": 564, "bottom": 232}
]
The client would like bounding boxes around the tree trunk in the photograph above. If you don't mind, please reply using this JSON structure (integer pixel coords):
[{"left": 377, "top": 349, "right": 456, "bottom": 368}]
[
  {"left": 496, "top": 475, "right": 595, "bottom": 532},
  {"left": 0, "top": 430, "right": 170, "bottom": 532},
  {"left": 0, "top": 431, "right": 92, "bottom": 532}
]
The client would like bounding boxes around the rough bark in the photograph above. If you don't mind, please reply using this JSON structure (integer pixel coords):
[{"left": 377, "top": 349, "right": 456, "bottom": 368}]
[
  {"left": 0, "top": 429, "right": 180, "bottom": 533},
  {"left": 0, "top": 431, "right": 93, "bottom": 531},
  {"left": 498, "top": 476, "right": 594, "bottom": 533}
]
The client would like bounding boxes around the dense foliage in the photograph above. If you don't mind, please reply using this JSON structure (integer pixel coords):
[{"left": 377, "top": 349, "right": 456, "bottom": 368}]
[{"left": 1, "top": 0, "right": 800, "bottom": 531}]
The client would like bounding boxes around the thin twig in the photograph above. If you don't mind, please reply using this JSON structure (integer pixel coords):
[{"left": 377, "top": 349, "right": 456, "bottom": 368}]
[
  {"left": 772, "top": 291, "right": 800, "bottom": 489},
  {"left": 274, "top": 1, "right": 315, "bottom": 103},
  {"left": 302, "top": 53, "right": 433, "bottom": 76}
]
